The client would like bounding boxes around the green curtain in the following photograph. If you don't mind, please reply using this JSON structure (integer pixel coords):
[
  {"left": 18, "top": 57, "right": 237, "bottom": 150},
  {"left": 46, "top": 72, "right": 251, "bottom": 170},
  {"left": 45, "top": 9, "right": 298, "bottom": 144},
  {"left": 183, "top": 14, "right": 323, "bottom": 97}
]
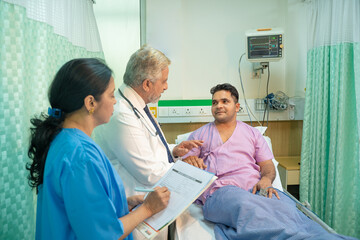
[
  {"left": 300, "top": 42, "right": 360, "bottom": 238},
  {"left": 0, "top": 2, "right": 104, "bottom": 239},
  {"left": 355, "top": 43, "right": 360, "bottom": 141}
]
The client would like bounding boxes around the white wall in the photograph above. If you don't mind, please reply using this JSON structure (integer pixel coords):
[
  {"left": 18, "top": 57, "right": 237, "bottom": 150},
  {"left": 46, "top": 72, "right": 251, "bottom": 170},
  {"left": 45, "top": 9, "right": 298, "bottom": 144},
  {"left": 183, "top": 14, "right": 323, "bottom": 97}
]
[
  {"left": 285, "top": 0, "right": 308, "bottom": 97},
  {"left": 145, "top": 0, "right": 307, "bottom": 100},
  {"left": 93, "top": 0, "right": 140, "bottom": 89},
  {"left": 93, "top": 0, "right": 308, "bottom": 100}
]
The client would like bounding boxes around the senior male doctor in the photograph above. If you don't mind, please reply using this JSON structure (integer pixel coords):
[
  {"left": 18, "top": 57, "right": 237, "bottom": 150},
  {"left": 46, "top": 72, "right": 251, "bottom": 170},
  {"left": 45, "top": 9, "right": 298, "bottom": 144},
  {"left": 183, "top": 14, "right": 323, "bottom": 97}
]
[{"left": 94, "top": 46, "right": 205, "bottom": 198}]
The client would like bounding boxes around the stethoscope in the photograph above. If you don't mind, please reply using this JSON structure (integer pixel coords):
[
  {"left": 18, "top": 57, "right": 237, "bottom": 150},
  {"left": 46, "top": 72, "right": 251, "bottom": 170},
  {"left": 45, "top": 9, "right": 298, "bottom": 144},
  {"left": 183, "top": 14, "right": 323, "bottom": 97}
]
[{"left": 118, "top": 89, "right": 158, "bottom": 137}]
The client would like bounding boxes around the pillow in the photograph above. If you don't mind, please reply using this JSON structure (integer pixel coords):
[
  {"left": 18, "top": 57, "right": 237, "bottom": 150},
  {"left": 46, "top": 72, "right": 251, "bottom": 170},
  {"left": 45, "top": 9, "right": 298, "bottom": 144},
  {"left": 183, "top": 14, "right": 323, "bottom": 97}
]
[{"left": 175, "top": 131, "right": 193, "bottom": 144}]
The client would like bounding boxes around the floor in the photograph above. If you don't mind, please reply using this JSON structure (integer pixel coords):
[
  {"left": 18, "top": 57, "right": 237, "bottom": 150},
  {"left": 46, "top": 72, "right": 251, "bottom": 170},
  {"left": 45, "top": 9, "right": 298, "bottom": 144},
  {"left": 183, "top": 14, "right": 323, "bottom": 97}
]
[{"left": 287, "top": 185, "right": 300, "bottom": 200}]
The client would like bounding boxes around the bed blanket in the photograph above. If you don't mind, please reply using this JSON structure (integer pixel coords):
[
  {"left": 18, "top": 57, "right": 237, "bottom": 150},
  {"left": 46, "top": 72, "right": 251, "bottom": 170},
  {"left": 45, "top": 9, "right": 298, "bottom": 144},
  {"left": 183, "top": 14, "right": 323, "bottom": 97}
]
[{"left": 203, "top": 186, "right": 357, "bottom": 240}]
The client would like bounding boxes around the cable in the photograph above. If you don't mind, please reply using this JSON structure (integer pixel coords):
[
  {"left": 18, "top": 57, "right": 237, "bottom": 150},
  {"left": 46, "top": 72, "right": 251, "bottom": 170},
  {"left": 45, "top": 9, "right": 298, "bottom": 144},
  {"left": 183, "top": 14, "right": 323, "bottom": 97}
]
[
  {"left": 238, "top": 54, "right": 262, "bottom": 126},
  {"left": 238, "top": 53, "right": 252, "bottom": 124},
  {"left": 261, "top": 64, "right": 270, "bottom": 126},
  {"left": 266, "top": 65, "right": 270, "bottom": 126}
]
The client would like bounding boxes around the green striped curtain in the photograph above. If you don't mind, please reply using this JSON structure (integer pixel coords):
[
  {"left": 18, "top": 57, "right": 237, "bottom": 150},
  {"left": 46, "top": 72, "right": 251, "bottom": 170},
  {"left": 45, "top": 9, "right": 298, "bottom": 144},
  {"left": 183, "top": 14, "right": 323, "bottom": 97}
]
[
  {"left": 0, "top": 2, "right": 104, "bottom": 239},
  {"left": 300, "top": 42, "right": 360, "bottom": 238},
  {"left": 355, "top": 43, "right": 360, "bottom": 144}
]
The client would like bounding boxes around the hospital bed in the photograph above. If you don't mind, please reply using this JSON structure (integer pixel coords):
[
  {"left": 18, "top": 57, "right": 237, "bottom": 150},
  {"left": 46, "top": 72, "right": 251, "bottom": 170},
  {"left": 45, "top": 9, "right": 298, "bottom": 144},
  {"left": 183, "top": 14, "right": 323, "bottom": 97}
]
[{"left": 173, "top": 127, "right": 337, "bottom": 240}]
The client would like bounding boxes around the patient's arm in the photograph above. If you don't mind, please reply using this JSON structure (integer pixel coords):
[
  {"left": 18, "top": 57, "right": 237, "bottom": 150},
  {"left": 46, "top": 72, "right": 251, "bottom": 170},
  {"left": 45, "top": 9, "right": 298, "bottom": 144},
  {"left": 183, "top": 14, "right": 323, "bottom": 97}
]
[
  {"left": 258, "top": 159, "right": 276, "bottom": 184},
  {"left": 177, "top": 140, "right": 206, "bottom": 169},
  {"left": 252, "top": 160, "right": 280, "bottom": 199},
  {"left": 182, "top": 156, "right": 207, "bottom": 169}
]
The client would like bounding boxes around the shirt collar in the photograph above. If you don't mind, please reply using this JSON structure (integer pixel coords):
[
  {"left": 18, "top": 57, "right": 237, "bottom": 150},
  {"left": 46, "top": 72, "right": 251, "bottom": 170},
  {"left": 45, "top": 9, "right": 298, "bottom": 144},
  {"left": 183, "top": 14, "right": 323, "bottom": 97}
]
[{"left": 119, "top": 83, "right": 147, "bottom": 110}]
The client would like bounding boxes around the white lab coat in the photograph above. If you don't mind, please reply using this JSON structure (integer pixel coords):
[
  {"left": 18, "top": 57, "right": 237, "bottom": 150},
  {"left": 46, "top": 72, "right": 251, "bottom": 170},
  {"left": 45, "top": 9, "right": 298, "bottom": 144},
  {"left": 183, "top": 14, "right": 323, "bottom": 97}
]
[
  {"left": 93, "top": 84, "right": 174, "bottom": 196},
  {"left": 93, "top": 84, "right": 174, "bottom": 240}
]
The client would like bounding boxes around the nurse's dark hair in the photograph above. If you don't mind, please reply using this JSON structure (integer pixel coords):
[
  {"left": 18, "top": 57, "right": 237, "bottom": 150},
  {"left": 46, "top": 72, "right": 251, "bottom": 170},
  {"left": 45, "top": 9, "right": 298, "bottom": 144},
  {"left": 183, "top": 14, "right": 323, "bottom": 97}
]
[
  {"left": 26, "top": 58, "right": 112, "bottom": 193},
  {"left": 210, "top": 83, "right": 239, "bottom": 103}
]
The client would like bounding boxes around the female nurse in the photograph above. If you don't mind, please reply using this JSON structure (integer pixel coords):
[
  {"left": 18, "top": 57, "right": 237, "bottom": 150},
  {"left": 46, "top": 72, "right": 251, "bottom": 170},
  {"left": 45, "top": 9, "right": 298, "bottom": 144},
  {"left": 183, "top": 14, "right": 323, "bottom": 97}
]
[{"left": 26, "top": 58, "right": 170, "bottom": 240}]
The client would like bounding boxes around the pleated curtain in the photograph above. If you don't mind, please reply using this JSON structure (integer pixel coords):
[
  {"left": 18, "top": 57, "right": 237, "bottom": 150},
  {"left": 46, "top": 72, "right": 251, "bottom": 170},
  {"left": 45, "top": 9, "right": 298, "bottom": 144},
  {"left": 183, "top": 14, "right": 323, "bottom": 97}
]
[
  {"left": 0, "top": 0, "right": 104, "bottom": 239},
  {"left": 300, "top": 0, "right": 360, "bottom": 238}
]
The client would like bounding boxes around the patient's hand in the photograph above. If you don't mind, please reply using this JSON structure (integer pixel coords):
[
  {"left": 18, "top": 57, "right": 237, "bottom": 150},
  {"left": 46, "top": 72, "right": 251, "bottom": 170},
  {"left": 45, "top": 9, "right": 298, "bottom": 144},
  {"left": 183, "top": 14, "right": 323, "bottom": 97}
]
[
  {"left": 127, "top": 195, "right": 145, "bottom": 211},
  {"left": 252, "top": 177, "right": 280, "bottom": 199},
  {"left": 172, "top": 140, "right": 204, "bottom": 157},
  {"left": 183, "top": 156, "right": 207, "bottom": 169}
]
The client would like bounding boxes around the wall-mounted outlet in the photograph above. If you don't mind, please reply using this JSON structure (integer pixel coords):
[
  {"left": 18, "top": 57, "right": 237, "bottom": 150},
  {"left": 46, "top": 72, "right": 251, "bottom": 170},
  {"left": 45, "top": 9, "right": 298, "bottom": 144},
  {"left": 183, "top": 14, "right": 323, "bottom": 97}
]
[
  {"left": 289, "top": 104, "right": 295, "bottom": 120},
  {"left": 159, "top": 106, "right": 213, "bottom": 117},
  {"left": 237, "top": 106, "right": 247, "bottom": 116},
  {"left": 193, "top": 106, "right": 211, "bottom": 116},
  {"left": 183, "top": 107, "right": 193, "bottom": 116},
  {"left": 239, "top": 106, "right": 245, "bottom": 113},
  {"left": 168, "top": 107, "right": 182, "bottom": 116}
]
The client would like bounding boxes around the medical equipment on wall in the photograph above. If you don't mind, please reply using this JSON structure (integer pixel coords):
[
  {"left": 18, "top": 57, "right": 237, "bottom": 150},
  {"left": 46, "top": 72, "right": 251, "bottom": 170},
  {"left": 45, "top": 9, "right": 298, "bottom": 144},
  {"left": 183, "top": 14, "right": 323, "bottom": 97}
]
[
  {"left": 118, "top": 89, "right": 158, "bottom": 137},
  {"left": 256, "top": 91, "right": 289, "bottom": 111},
  {"left": 246, "top": 28, "right": 284, "bottom": 62},
  {"left": 239, "top": 28, "right": 285, "bottom": 126}
]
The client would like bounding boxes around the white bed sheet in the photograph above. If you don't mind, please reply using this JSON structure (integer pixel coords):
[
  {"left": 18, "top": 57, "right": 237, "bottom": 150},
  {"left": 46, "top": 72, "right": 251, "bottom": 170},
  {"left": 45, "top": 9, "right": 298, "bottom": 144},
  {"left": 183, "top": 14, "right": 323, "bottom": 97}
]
[{"left": 174, "top": 127, "right": 283, "bottom": 240}]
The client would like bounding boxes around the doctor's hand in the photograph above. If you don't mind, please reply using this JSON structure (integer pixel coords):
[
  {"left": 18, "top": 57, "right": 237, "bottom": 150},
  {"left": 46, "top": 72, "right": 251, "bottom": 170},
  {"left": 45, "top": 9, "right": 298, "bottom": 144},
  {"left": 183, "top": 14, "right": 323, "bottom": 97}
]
[
  {"left": 172, "top": 140, "right": 204, "bottom": 157},
  {"left": 252, "top": 177, "right": 280, "bottom": 199},
  {"left": 183, "top": 156, "right": 207, "bottom": 170},
  {"left": 143, "top": 187, "right": 170, "bottom": 216}
]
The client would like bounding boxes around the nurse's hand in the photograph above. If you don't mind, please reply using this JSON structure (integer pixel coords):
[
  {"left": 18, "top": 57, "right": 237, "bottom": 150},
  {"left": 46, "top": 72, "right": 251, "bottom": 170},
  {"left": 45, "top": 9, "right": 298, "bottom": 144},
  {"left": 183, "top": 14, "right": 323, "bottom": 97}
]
[
  {"left": 183, "top": 156, "right": 207, "bottom": 169},
  {"left": 173, "top": 140, "right": 204, "bottom": 157},
  {"left": 118, "top": 187, "right": 170, "bottom": 239},
  {"left": 127, "top": 195, "right": 145, "bottom": 211},
  {"left": 143, "top": 187, "right": 170, "bottom": 216}
]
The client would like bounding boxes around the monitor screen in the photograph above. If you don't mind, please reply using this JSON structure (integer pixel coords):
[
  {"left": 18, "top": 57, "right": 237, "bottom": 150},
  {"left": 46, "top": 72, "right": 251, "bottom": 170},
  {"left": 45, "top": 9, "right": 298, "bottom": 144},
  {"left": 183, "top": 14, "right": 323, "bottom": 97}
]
[{"left": 247, "top": 34, "right": 283, "bottom": 60}]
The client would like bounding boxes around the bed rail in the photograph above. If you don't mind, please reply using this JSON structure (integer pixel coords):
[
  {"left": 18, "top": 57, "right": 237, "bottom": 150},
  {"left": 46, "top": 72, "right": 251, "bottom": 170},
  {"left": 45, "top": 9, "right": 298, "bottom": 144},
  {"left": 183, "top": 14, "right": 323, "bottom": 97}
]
[{"left": 283, "top": 189, "right": 337, "bottom": 234}]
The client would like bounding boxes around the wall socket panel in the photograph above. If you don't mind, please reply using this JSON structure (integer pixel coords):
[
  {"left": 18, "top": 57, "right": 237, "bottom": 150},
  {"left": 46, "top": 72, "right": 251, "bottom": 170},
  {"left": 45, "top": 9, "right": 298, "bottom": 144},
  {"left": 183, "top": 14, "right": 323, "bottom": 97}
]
[
  {"left": 237, "top": 101, "right": 248, "bottom": 116},
  {"left": 157, "top": 98, "right": 305, "bottom": 123},
  {"left": 168, "top": 107, "right": 182, "bottom": 116},
  {"left": 161, "top": 106, "right": 212, "bottom": 117},
  {"left": 161, "top": 105, "right": 247, "bottom": 117}
]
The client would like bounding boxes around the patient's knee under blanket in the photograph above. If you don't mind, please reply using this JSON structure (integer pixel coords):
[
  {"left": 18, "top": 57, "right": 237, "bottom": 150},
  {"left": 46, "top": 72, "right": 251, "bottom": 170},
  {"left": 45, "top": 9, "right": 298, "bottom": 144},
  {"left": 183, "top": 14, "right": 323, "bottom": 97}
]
[{"left": 203, "top": 186, "right": 356, "bottom": 240}]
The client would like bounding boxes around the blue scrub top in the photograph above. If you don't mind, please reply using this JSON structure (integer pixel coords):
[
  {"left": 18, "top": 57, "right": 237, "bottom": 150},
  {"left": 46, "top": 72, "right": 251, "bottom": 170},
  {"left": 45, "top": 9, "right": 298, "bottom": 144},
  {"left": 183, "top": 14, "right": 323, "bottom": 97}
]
[{"left": 36, "top": 128, "right": 133, "bottom": 240}]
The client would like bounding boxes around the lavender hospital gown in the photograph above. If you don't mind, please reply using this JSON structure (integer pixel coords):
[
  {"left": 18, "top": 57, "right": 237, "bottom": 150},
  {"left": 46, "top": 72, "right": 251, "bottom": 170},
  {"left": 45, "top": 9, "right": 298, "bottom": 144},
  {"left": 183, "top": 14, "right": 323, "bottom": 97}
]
[{"left": 185, "top": 121, "right": 357, "bottom": 240}]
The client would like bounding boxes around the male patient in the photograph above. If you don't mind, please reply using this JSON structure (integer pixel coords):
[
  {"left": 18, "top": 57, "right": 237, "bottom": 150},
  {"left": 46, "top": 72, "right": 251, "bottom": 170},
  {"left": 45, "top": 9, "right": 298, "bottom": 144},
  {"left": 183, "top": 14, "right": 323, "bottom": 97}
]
[
  {"left": 94, "top": 45, "right": 204, "bottom": 197},
  {"left": 185, "top": 83, "right": 279, "bottom": 203},
  {"left": 184, "top": 83, "right": 354, "bottom": 239}
]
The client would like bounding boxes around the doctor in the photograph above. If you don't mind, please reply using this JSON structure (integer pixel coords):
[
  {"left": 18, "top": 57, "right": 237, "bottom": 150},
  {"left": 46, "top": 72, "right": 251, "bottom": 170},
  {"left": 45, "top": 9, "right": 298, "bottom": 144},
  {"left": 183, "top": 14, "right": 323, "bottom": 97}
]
[{"left": 94, "top": 45, "right": 205, "bottom": 197}]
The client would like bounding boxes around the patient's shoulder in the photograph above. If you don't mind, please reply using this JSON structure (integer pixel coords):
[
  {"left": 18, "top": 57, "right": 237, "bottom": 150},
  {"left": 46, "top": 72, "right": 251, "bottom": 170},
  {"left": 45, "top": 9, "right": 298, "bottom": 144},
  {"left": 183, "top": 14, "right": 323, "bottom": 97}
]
[
  {"left": 236, "top": 121, "right": 263, "bottom": 137},
  {"left": 188, "top": 122, "right": 215, "bottom": 139},
  {"left": 237, "top": 120, "right": 254, "bottom": 130}
]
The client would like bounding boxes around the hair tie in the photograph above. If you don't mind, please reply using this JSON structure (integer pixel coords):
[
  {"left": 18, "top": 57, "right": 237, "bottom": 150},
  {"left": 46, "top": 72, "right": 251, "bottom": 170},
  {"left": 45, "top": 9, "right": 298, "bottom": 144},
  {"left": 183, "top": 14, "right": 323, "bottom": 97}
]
[{"left": 48, "top": 107, "right": 62, "bottom": 119}]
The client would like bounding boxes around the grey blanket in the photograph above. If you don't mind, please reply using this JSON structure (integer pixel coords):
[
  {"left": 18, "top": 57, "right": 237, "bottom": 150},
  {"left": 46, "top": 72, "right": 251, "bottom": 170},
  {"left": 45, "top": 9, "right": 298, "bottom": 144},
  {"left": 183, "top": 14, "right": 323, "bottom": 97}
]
[{"left": 203, "top": 186, "right": 358, "bottom": 240}]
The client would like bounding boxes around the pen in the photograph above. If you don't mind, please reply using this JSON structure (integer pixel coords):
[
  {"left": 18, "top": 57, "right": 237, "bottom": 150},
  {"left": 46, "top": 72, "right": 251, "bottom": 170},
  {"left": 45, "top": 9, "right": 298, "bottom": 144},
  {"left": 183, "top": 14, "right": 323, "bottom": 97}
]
[{"left": 134, "top": 187, "right": 155, "bottom": 192}]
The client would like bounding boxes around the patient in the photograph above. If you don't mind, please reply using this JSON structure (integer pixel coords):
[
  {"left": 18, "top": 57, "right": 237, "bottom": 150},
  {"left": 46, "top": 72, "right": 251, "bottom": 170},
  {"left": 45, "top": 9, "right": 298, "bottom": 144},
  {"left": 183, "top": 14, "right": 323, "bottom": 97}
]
[
  {"left": 184, "top": 83, "right": 356, "bottom": 239},
  {"left": 185, "top": 83, "right": 279, "bottom": 205}
]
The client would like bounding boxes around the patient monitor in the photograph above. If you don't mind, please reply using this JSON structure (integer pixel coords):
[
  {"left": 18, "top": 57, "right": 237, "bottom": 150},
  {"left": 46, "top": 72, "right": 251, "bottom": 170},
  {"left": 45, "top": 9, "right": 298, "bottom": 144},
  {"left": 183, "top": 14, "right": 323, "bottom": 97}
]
[{"left": 246, "top": 28, "right": 284, "bottom": 62}]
